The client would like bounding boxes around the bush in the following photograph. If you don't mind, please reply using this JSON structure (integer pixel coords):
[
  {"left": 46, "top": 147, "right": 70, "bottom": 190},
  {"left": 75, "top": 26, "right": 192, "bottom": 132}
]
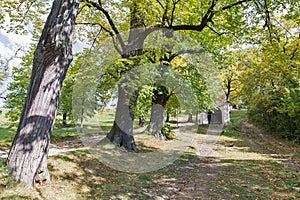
[
  {"left": 161, "top": 123, "right": 174, "bottom": 140},
  {"left": 247, "top": 98, "right": 300, "bottom": 143}
]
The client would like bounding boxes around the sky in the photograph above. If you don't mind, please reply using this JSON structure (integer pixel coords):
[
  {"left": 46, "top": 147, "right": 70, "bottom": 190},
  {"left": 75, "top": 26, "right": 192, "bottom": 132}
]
[
  {"left": 0, "top": 27, "right": 86, "bottom": 108},
  {"left": 0, "top": 29, "right": 32, "bottom": 108}
]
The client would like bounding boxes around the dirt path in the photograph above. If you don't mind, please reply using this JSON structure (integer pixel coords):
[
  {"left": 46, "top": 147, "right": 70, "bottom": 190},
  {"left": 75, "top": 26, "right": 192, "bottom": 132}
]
[
  {"left": 0, "top": 137, "right": 88, "bottom": 162},
  {"left": 241, "top": 120, "right": 300, "bottom": 173}
]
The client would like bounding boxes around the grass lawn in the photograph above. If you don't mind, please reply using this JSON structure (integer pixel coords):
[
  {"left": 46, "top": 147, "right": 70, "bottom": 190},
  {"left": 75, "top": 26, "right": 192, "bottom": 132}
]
[
  {"left": 0, "top": 109, "right": 299, "bottom": 199},
  {"left": 0, "top": 150, "right": 299, "bottom": 199},
  {"left": 0, "top": 109, "right": 117, "bottom": 147}
]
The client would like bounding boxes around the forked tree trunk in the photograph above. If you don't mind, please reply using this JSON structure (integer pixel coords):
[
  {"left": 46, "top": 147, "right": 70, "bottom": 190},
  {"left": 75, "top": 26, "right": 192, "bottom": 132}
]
[{"left": 7, "top": 0, "right": 80, "bottom": 185}]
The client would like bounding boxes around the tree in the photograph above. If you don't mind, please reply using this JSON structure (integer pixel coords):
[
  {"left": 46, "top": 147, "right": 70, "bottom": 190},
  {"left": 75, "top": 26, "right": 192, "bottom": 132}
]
[
  {"left": 0, "top": 48, "right": 26, "bottom": 103},
  {"left": 7, "top": 0, "right": 80, "bottom": 185},
  {"left": 219, "top": 51, "right": 243, "bottom": 125},
  {"left": 72, "top": 52, "right": 102, "bottom": 133},
  {"left": 80, "top": 0, "right": 261, "bottom": 150},
  {"left": 3, "top": 0, "right": 295, "bottom": 184},
  {"left": 234, "top": 0, "right": 300, "bottom": 140},
  {"left": 239, "top": 34, "right": 300, "bottom": 140},
  {"left": 0, "top": 57, "right": 9, "bottom": 101},
  {"left": 145, "top": 52, "right": 213, "bottom": 139},
  {"left": 5, "top": 45, "right": 79, "bottom": 127},
  {"left": 4, "top": 48, "right": 33, "bottom": 127}
]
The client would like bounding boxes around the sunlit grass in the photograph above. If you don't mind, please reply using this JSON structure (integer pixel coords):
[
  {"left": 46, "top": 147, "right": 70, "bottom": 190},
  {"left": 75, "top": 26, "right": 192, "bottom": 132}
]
[
  {"left": 230, "top": 109, "right": 247, "bottom": 124},
  {"left": 0, "top": 127, "right": 16, "bottom": 147},
  {"left": 0, "top": 109, "right": 119, "bottom": 148}
]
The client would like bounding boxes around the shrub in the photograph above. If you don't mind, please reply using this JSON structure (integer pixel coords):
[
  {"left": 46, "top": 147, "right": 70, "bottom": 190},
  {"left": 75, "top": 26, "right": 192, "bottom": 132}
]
[{"left": 161, "top": 123, "right": 174, "bottom": 140}]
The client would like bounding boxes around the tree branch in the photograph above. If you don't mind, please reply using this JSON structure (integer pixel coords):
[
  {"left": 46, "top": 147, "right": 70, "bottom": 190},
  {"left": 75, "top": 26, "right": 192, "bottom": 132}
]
[
  {"left": 221, "top": 0, "right": 252, "bottom": 10},
  {"left": 206, "top": 25, "right": 227, "bottom": 36},
  {"left": 290, "top": 42, "right": 299, "bottom": 61},
  {"left": 168, "top": 49, "right": 205, "bottom": 62},
  {"left": 172, "top": 0, "right": 250, "bottom": 38},
  {"left": 155, "top": 0, "right": 164, "bottom": 9},
  {"left": 83, "top": 0, "right": 126, "bottom": 50},
  {"left": 257, "top": 0, "right": 272, "bottom": 39},
  {"left": 98, "top": 0, "right": 102, "bottom": 7},
  {"left": 75, "top": 22, "right": 122, "bottom": 54},
  {"left": 16, "top": 1, "right": 37, "bottom": 28},
  {"left": 77, "top": 4, "right": 89, "bottom": 16},
  {"left": 263, "top": 0, "right": 272, "bottom": 30},
  {"left": 170, "top": 0, "right": 181, "bottom": 26},
  {"left": 89, "top": 27, "right": 102, "bottom": 52},
  {"left": 170, "top": 0, "right": 219, "bottom": 32},
  {"left": 274, "top": 18, "right": 293, "bottom": 36},
  {"left": 75, "top": 22, "right": 112, "bottom": 35}
]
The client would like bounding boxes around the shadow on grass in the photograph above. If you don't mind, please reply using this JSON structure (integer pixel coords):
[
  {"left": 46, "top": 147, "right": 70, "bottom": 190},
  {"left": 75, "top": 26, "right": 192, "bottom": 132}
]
[
  {"left": 45, "top": 149, "right": 300, "bottom": 199},
  {"left": 78, "top": 125, "right": 112, "bottom": 135},
  {"left": 1, "top": 149, "right": 300, "bottom": 199},
  {"left": 1, "top": 195, "right": 38, "bottom": 200}
]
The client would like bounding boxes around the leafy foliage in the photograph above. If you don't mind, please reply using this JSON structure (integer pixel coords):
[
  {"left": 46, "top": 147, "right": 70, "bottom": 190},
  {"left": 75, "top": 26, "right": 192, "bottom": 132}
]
[
  {"left": 161, "top": 123, "right": 174, "bottom": 139},
  {"left": 4, "top": 48, "right": 79, "bottom": 127},
  {"left": 4, "top": 47, "right": 33, "bottom": 127},
  {"left": 238, "top": 17, "right": 300, "bottom": 141}
]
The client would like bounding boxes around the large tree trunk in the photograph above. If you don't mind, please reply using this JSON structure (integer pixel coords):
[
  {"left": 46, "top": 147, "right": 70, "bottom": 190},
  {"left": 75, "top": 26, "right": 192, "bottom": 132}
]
[
  {"left": 107, "top": 1, "right": 145, "bottom": 152},
  {"left": 6, "top": 0, "right": 80, "bottom": 185},
  {"left": 148, "top": 85, "right": 170, "bottom": 140},
  {"left": 107, "top": 84, "right": 138, "bottom": 152}
]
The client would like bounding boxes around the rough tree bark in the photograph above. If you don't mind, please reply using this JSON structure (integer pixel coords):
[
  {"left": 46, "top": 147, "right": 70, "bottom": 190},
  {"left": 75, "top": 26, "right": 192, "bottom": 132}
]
[
  {"left": 7, "top": 0, "right": 80, "bottom": 185},
  {"left": 107, "top": 84, "right": 139, "bottom": 152}
]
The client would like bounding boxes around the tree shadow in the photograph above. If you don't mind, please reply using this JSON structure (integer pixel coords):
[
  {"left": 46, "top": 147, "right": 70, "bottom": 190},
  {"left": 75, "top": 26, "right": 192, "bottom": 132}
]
[{"left": 45, "top": 150, "right": 230, "bottom": 199}]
